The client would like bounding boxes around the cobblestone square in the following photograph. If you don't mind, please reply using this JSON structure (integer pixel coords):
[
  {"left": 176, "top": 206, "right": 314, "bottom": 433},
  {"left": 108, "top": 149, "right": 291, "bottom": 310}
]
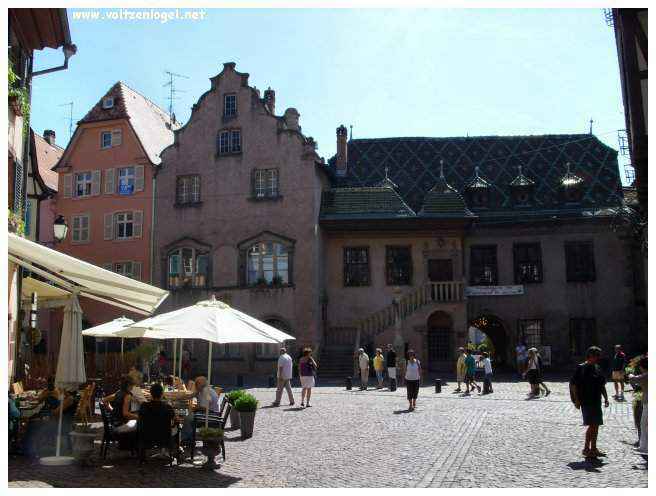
[{"left": 8, "top": 379, "right": 648, "bottom": 488}]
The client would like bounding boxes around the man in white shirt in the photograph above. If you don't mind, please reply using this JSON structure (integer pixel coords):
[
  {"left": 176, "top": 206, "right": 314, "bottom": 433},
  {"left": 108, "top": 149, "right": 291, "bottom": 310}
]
[
  {"left": 358, "top": 348, "right": 370, "bottom": 390},
  {"left": 272, "top": 348, "right": 295, "bottom": 407}
]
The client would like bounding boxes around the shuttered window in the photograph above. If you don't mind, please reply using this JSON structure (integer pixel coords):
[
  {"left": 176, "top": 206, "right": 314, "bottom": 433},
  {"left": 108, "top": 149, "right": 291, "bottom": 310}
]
[
  {"left": 104, "top": 210, "right": 143, "bottom": 240},
  {"left": 75, "top": 172, "right": 93, "bottom": 197},
  {"left": 104, "top": 168, "right": 115, "bottom": 194}
]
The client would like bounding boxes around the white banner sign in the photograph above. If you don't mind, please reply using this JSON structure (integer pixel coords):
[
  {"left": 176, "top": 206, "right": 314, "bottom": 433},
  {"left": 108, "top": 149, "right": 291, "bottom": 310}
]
[{"left": 464, "top": 285, "right": 524, "bottom": 296}]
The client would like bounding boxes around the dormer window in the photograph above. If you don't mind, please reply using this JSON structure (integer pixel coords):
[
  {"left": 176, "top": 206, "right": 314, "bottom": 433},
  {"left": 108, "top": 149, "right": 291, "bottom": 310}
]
[
  {"left": 102, "top": 97, "right": 114, "bottom": 109},
  {"left": 561, "top": 162, "right": 584, "bottom": 204},
  {"left": 466, "top": 166, "right": 491, "bottom": 208},
  {"left": 509, "top": 165, "right": 534, "bottom": 206},
  {"left": 224, "top": 94, "right": 237, "bottom": 117}
]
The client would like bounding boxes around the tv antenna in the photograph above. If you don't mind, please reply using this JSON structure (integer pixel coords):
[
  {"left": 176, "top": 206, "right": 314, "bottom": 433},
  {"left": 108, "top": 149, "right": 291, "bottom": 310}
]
[
  {"left": 59, "top": 101, "right": 74, "bottom": 140},
  {"left": 163, "top": 70, "right": 189, "bottom": 124}
]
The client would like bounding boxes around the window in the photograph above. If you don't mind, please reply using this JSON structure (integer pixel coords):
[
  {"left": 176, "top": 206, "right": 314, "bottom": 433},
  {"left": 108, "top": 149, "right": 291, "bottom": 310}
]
[
  {"left": 470, "top": 245, "right": 498, "bottom": 285},
  {"left": 469, "top": 190, "right": 490, "bottom": 208},
  {"left": 565, "top": 241, "right": 596, "bottom": 282},
  {"left": 247, "top": 242, "right": 289, "bottom": 285},
  {"left": 563, "top": 187, "right": 583, "bottom": 204},
  {"left": 114, "top": 261, "right": 134, "bottom": 278},
  {"left": 217, "top": 129, "right": 241, "bottom": 155},
  {"left": 256, "top": 319, "right": 292, "bottom": 358},
  {"left": 101, "top": 130, "right": 121, "bottom": 149},
  {"left": 168, "top": 247, "right": 209, "bottom": 289},
  {"left": 514, "top": 243, "right": 543, "bottom": 284},
  {"left": 118, "top": 167, "right": 135, "bottom": 195},
  {"left": 176, "top": 175, "right": 201, "bottom": 204},
  {"left": 115, "top": 212, "right": 134, "bottom": 240},
  {"left": 224, "top": 94, "right": 237, "bottom": 117},
  {"left": 518, "top": 319, "right": 543, "bottom": 349},
  {"left": 71, "top": 214, "right": 90, "bottom": 243},
  {"left": 253, "top": 169, "right": 279, "bottom": 198},
  {"left": 344, "top": 247, "right": 370, "bottom": 287},
  {"left": 569, "top": 319, "right": 596, "bottom": 356},
  {"left": 217, "top": 343, "right": 241, "bottom": 358},
  {"left": 102, "top": 97, "right": 114, "bottom": 109},
  {"left": 386, "top": 246, "right": 412, "bottom": 285},
  {"left": 75, "top": 172, "right": 93, "bottom": 197}
]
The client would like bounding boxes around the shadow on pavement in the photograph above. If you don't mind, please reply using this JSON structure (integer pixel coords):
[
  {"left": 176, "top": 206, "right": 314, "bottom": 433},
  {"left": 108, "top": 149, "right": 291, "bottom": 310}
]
[{"left": 566, "top": 459, "right": 606, "bottom": 473}]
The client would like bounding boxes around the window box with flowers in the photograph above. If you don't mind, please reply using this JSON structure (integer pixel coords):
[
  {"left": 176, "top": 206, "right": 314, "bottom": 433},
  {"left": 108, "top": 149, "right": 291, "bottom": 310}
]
[{"left": 167, "top": 247, "right": 210, "bottom": 290}]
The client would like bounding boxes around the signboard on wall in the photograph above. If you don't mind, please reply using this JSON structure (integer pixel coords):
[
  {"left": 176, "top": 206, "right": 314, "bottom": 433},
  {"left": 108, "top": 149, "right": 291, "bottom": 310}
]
[{"left": 464, "top": 285, "right": 524, "bottom": 296}]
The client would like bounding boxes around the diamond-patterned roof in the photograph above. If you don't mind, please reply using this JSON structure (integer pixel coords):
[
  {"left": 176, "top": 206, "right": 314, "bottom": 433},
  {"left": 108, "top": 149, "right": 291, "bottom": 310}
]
[
  {"left": 320, "top": 186, "right": 415, "bottom": 219},
  {"left": 325, "top": 134, "right": 623, "bottom": 217}
]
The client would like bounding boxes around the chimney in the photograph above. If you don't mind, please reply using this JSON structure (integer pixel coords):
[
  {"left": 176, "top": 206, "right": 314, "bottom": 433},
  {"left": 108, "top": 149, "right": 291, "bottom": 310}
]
[
  {"left": 263, "top": 87, "right": 275, "bottom": 114},
  {"left": 335, "top": 125, "right": 348, "bottom": 175},
  {"left": 43, "top": 129, "right": 56, "bottom": 146},
  {"left": 283, "top": 108, "right": 300, "bottom": 131}
]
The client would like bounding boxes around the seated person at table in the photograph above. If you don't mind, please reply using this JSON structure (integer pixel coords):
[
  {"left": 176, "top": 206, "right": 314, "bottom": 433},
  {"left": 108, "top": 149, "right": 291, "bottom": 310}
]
[
  {"left": 181, "top": 376, "right": 220, "bottom": 442},
  {"left": 9, "top": 391, "right": 20, "bottom": 449},
  {"left": 139, "top": 383, "right": 178, "bottom": 457},
  {"left": 37, "top": 376, "right": 74, "bottom": 414},
  {"left": 128, "top": 366, "right": 143, "bottom": 387},
  {"left": 103, "top": 375, "right": 138, "bottom": 433},
  {"left": 163, "top": 375, "right": 187, "bottom": 392}
]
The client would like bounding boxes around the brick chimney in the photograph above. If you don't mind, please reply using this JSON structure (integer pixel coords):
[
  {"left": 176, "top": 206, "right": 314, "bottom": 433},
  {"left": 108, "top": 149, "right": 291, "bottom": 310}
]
[
  {"left": 264, "top": 87, "right": 275, "bottom": 114},
  {"left": 43, "top": 129, "right": 56, "bottom": 146},
  {"left": 283, "top": 108, "right": 300, "bottom": 131},
  {"left": 335, "top": 125, "right": 348, "bottom": 175}
]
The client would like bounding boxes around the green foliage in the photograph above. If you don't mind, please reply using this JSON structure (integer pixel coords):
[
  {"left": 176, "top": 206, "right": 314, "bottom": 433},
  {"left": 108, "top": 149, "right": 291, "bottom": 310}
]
[
  {"left": 198, "top": 427, "right": 224, "bottom": 439},
  {"left": 234, "top": 393, "right": 258, "bottom": 412},
  {"left": 8, "top": 209, "right": 25, "bottom": 236},
  {"left": 8, "top": 62, "right": 30, "bottom": 133},
  {"left": 226, "top": 389, "right": 245, "bottom": 404},
  {"left": 132, "top": 343, "right": 158, "bottom": 361}
]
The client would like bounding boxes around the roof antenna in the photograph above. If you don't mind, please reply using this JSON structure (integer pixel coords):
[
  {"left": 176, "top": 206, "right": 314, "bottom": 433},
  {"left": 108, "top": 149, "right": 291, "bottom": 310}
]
[
  {"left": 59, "top": 101, "right": 74, "bottom": 140},
  {"left": 163, "top": 70, "right": 189, "bottom": 125},
  {"left": 589, "top": 118, "right": 594, "bottom": 135},
  {"left": 384, "top": 166, "right": 390, "bottom": 180}
]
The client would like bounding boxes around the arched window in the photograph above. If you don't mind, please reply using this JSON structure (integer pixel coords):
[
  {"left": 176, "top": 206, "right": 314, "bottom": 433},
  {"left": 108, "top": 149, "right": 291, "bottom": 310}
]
[
  {"left": 168, "top": 247, "right": 209, "bottom": 289},
  {"left": 247, "top": 241, "right": 289, "bottom": 285}
]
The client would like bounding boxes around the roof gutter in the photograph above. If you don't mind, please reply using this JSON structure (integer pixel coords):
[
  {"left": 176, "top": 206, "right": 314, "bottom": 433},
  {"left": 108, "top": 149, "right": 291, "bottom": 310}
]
[{"left": 32, "top": 43, "right": 77, "bottom": 77}]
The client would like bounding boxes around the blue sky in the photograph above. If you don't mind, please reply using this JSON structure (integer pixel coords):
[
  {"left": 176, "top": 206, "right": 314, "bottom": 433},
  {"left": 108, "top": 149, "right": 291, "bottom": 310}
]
[{"left": 30, "top": 8, "right": 630, "bottom": 181}]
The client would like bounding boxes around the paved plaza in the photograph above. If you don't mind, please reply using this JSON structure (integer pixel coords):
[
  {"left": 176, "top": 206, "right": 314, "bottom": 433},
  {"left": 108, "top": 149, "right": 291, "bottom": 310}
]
[{"left": 8, "top": 379, "right": 648, "bottom": 488}]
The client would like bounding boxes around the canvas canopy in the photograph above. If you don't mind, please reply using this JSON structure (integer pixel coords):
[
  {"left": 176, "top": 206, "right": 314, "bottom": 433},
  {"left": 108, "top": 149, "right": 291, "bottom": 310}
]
[
  {"left": 9, "top": 233, "right": 168, "bottom": 315},
  {"left": 21, "top": 276, "right": 68, "bottom": 303}
]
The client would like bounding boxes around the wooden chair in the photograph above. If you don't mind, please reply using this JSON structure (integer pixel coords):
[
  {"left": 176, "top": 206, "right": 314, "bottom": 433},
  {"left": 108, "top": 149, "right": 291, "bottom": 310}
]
[{"left": 12, "top": 381, "right": 24, "bottom": 396}]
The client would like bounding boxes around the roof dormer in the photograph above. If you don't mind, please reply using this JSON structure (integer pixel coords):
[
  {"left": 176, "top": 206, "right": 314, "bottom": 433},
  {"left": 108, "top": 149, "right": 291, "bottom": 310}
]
[
  {"left": 509, "top": 165, "right": 535, "bottom": 206},
  {"left": 466, "top": 166, "right": 492, "bottom": 208},
  {"left": 560, "top": 162, "right": 584, "bottom": 204}
]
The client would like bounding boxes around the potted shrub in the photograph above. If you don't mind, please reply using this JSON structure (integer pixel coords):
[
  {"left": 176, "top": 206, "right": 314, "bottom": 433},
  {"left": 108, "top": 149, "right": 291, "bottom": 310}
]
[
  {"left": 69, "top": 422, "right": 97, "bottom": 463},
  {"left": 234, "top": 393, "right": 258, "bottom": 439},
  {"left": 198, "top": 427, "right": 223, "bottom": 468},
  {"left": 226, "top": 389, "right": 245, "bottom": 429},
  {"left": 271, "top": 275, "right": 284, "bottom": 287}
]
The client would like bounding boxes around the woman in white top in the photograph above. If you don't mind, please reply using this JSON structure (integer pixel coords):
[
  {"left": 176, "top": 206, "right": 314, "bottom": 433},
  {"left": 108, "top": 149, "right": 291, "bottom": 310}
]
[
  {"left": 404, "top": 350, "right": 421, "bottom": 411},
  {"left": 524, "top": 349, "right": 540, "bottom": 397}
]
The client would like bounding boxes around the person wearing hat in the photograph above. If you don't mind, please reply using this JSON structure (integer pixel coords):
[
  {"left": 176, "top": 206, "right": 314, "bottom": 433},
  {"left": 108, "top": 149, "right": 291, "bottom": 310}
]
[
  {"left": 611, "top": 344, "right": 627, "bottom": 401},
  {"left": 357, "top": 348, "right": 370, "bottom": 390},
  {"left": 455, "top": 347, "right": 467, "bottom": 393}
]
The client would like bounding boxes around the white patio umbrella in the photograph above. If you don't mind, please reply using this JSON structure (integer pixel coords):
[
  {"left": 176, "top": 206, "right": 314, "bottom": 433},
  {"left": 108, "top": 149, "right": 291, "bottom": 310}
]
[
  {"left": 115, "top": 296, "right": 295, "bottom": 425},
  {"left": 40, "top": 294, "right": 86, "bottom": 466},
  {"left": 81, "top": 316, "right": 135, "bottom": 356}
]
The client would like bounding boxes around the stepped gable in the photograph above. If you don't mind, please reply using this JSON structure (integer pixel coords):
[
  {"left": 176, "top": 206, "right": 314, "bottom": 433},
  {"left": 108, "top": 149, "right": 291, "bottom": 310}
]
[
  {"left": 78, "top": 81, "right": 178, "bottom": 165},
  {"left": 326, "top": 134, "right": 623, "bottom": 215}
]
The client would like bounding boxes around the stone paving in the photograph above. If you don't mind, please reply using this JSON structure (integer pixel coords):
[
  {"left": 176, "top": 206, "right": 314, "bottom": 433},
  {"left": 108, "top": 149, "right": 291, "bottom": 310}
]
[{"left": 8, "top": 379, "right": 648, "bottom": 488}]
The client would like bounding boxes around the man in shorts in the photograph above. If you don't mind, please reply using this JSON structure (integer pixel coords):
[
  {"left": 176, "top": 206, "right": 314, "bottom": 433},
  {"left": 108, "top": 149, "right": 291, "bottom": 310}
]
[
  {"left": 570, "top": 346, "right": 609, "bottom": 458},
  {"left": 611, "top": 344, "right": 627, "bottom": 401}
]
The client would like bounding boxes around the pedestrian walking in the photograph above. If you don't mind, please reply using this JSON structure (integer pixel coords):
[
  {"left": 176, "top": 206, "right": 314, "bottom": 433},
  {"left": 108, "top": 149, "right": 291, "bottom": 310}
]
[
  {"left": 535, "top": 348, "right": 551, "bottom": 396},
  {"left": 524, "top": 348, "right": 540, "bottom": 397},
  {"left": 569, "top": 346, "right": 609, "bottom": 459},
  {"left": 358, "top": 348, "right": 370, "bottom": 390},
  {"left": 455, "top": 347, "right": 466, "bottom": 392},
  {"left": 464, "top": 349, "right": 481, "bottom": 395},
  {"left": 374, "top": 348, "right": 385, "bottom": 389},
  {"left": 272, "top": 347, "right": 295, "bottom": 407},
  {"left": 298, "top": 347, "right": 318, "bottom": 408},
  {"left": 611, "top": 344, "right": 627, "bottom": 401},
  {"left": 480, "top": 352, "right": 493, "bottom": 394},
  {"left": 386, "top": 344, "right": 397, "bottom": 387},
  {"left": 405, "top": 350, "right": 421, "bottom": 411},
  {"left": 628, "top": 355, "right": 648, "bottom": 456},
  {"left": 515, "top": 341, "right": 527, "bottom": 379}
]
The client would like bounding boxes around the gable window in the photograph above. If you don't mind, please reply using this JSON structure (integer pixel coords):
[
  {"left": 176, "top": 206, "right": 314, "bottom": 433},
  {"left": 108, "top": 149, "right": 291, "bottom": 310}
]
[
  {"left": 102, "top": 97, "right": 114, "bottom": 109},
  {"left": 470, "top": 245, "right": 498, "bottom": 285},
  {"left": 168, "top": 247, "right": 209, "bottom": 289},
  {"left": 386, "top": 246, "right": 412, "bottom": 286},
  {"left": 518, "top": 319, "right": 543, "bottom": 349},
  {"left": 569, "top": 318, "right": 596, "bottom": 356},
  {"left": 247, "top": 242, "right": 289, "bottom": 285},
  {"left": 344, "top": 247, "right": 370, "bottom": 287},
  {"left": 115, "top": 212, "right": 134, "bottom": 240},
  {"left": 565, "top": 241, "right": 596, "bottom": 282},
  {"left": 75, "top": 172, "right": 93, "bottom": 197},
  {"left": 71, "top": 214, "right": 90, "bottom": 244},
  {"left": 224, "top": 94, "right": 237, "bottom": 117},
  {"left": 176, "top": 175, "right": 201, "bottom": 205},
  {"left": 101, "top": 129, "right": 122, "bottom": 149},
  {"left": 563, "top": 186, "right": 583, "bottom": 204},
  {"left": 118, "top": 167, "right": 135, "bottom": 195},
  {"left": 514, "top": 243, "right": 543, "bottom": 284},
  {"left": 253, "top": 169, "right": 279, "bottom": 198},
  {"left": 217, "top": 129, "right": 241, "bottom": 155}
]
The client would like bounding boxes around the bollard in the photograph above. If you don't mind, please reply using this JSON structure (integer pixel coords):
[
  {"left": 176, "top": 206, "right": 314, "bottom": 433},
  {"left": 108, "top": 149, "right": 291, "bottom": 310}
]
[
  {"left": 390, "top": 378, "right": 397, "bottom": 392},
  {"left": 268, "top": 375, "right": 275, "bottom": 388},
  {"left": 346, "top": 376, "right": 352, "bottom": 390},
  {"left": 435, "top": 378, "right": 442, "bottom": 393},
  {"left": 237, "top": 375, "right": 244, "bottom": 387}
]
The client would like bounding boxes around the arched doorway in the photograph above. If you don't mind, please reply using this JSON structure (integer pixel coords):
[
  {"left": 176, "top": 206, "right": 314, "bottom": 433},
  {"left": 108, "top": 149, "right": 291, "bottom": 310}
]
[
  {"left": 427, "top": 311, "right": 453, "bottom": 371},
  {"left": 468, "top": 314, "right": 509, "bottom": 368}
]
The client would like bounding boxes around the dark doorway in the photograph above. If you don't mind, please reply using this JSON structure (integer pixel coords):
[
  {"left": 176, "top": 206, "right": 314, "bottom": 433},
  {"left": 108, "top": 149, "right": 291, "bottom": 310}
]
[
  {"left": 469, "top": 314, "right": 509, "bottom": 368},
  {"left": 428, "top": 259, "right": 453, "bottom": 282},
  {"left": 427, "top": 311, "right": 453, "bottom": 371}
]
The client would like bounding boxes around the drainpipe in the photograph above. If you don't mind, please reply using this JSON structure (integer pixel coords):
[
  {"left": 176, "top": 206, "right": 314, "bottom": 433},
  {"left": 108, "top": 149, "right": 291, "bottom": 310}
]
[
  {"left": 31, "top": 44, "right": 77, "bottom": 77},
  {"left": 150, "top": 167, "right": 158, "bottom": 284}
]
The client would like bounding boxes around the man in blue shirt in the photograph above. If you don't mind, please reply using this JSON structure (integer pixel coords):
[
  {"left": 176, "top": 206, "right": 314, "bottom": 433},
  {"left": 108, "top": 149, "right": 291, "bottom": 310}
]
[{"left": 464, "top": 349, "right": 481, "bottom": 395}]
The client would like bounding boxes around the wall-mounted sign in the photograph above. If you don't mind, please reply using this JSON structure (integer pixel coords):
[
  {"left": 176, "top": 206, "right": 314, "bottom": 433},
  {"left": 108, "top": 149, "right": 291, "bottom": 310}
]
[
  {"left": 119, "top": 183, "right": 134, "bottom": 195},
  {"left": 464, "top": 285, "right": 524, "bottom": 296}
]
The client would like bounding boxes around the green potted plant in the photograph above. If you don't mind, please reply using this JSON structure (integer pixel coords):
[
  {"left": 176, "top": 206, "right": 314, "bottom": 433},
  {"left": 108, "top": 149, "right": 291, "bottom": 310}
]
[
  {"left": 226, "top": 389, "right": 245, "bottom": 429},
  {"left": 271, "top": 275, "right": 284, "bottom": 287},
  {"left": 198, "top": 427, "right": 224, "bottom": 468},
  {"left": 234, "top": 393, "right": 258, "bottom": 439}
]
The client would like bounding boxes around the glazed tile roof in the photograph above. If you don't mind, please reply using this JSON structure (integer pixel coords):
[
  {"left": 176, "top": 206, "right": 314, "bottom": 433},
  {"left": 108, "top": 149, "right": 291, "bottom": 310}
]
[
  {"left": 320, "top": 186, "right": 415, "bottom": 219},
  {"left": 78, "top": 81, "right": 178, "bottom": 165},
  {"left": 324, "top": 134, "right": 624, "bottom": 220}
]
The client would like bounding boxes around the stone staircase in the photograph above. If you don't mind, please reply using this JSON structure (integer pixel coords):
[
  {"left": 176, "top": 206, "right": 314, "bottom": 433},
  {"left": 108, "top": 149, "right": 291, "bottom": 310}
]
[{"left": 318, "top": 345, "right": 354, "bottom": 378}]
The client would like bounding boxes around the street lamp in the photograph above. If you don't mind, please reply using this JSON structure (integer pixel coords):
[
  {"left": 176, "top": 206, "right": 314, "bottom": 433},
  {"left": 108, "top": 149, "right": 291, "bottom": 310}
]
[{"left": 53, "top": 215, "right": 68, "bottom": 242}]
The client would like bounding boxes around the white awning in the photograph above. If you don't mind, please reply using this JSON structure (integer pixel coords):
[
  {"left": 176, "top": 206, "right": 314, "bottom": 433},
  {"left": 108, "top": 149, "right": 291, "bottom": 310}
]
[
  {"left": 21, "top": 276, "right": 69, "bottom": 302},
  {"left": 9, "top": 233, "right": 168, "bottom": 315}
]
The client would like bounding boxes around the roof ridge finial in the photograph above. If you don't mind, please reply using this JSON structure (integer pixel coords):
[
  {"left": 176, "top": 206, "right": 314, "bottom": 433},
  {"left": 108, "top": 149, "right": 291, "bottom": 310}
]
[
  {"left": 566, "top": 161, "right": 571, "bottom": 174},
  {"left": 384, "top": 166, "right": 390, "bottom": 180},
  {"left": 474, "top": 165, "right": 480, "bottom": 177},
  {"left": 517, "top": 164, "right": 523, "bottom": 176},
  {"left": 439, "top": 159, "right": 445, "bottom": 179}
]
